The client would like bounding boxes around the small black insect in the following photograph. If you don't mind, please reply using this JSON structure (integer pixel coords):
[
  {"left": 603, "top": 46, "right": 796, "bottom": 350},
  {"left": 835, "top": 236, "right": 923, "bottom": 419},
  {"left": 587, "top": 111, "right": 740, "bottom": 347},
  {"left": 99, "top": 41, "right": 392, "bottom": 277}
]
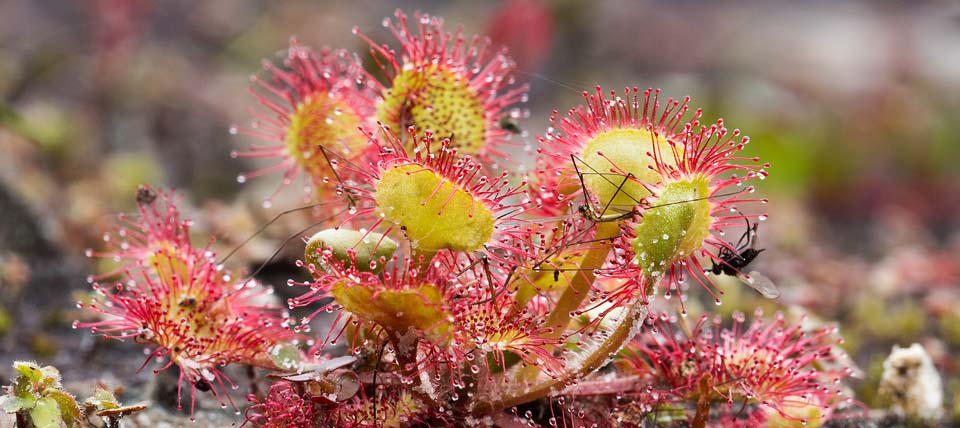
[
  {"left": 710, "top": 220, "right": 779, "bottom": 299},
  {"left": 498, "top": 117, "right": 522, "bottom": 135},
  {"left": 136, "top": 185, "right": 157, "bottom": 204},
  {"left": 194, "top": 379, "right": 211, "bottom": 392},
  {"left": 711, "top": 222, "right": 764, "bottom": 276}
]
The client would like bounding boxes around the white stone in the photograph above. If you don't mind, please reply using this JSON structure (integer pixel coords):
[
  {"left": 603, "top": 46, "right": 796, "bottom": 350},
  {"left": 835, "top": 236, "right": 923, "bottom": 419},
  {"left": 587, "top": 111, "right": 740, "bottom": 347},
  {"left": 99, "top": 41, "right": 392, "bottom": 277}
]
[{"left": 879, "top": 343, "right": 943, "bottom": 421}]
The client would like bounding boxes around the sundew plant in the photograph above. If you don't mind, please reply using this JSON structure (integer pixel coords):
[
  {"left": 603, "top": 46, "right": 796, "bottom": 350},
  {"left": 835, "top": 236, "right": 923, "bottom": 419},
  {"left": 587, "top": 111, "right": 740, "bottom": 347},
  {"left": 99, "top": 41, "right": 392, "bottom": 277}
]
[{"left": 71, "top": 9, "right": 861, "bottom": 428}]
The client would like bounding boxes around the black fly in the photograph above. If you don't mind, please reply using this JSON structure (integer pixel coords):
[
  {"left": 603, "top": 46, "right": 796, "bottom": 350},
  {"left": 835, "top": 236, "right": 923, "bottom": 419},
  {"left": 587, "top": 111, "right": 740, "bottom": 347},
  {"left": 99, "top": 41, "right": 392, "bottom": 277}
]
[
  {"left": 710, "top": 220, "right": 779, "bottom": 299},
  {"left": 136, "top": 185, "right": 157, "bottom": 204},
  {"left": 710, "top": 222, "right": 763, "bottom": 276},
  {"left": 498, "top": 117, "right": 522, "bottom": 135}
]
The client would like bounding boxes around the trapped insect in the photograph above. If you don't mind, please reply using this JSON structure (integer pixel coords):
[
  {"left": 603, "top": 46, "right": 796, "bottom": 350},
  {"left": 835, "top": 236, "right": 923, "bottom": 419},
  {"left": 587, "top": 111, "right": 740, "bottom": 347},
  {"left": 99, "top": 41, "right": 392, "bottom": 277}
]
[
  {"left": 710, "top": 220, "right": 780, "bottom": 299},
  {"left": 498, "top": 117, "right": 523, "bottom": 135}
]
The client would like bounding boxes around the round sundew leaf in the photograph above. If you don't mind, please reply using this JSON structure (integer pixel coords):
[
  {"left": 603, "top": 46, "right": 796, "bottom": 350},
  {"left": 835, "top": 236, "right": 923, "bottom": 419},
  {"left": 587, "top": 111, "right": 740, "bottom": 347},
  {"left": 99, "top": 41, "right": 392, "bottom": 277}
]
[
  {"left": 375, "top": 164, "right": 495, "bottom": 252},
  {"left": 304, "top": 229, "right": 398, "bottom": 273},
  {"left": 331, "top": 281, "right": 451, "bottom": 343},
  {"left": 148, "top": 248, "right": 190, "bottom": 292},
  {"left": 286, "top": 94, "right": 367, "bottom": 179},
  {"left": 29, "top": 397, "right": 61, "bottom": 428},
  {"left": 581, "top": 128, "right": 662, "bottom": 209},
  {"left": 631, "top": 177, "right": 712, "bottom": 280},
  {"left": 378, "top": 65, "right": 487, "bottom": 154}
]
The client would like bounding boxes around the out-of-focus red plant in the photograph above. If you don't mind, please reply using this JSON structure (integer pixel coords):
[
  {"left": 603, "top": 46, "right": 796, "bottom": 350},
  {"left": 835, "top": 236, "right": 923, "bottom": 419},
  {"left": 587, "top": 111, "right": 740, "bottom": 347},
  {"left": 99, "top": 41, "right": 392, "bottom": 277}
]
[
  {"left": 620, "top": 311, "right": 854, "bottom": 425},
  {"left": 77, "top": 187, "right": 299, "bottom": 416}
]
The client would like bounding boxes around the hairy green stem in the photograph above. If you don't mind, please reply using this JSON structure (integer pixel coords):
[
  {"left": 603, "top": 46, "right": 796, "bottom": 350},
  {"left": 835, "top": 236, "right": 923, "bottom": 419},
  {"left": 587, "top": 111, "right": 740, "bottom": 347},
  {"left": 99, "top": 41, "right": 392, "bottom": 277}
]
[
  {"left": 517, "top": 221, "right": 619, "bottom": 382},
  {"left": 692, "top": 374, "right": 712, "bottom": 428},
  {"left": 541, "top": 221, "right": 620, "bottom": 338},
  {"left": 473, "top": 295, "right": 648, "bottom": 413},
  {"left": 388, "top": 332, "right": 437, "bottom": 408}
]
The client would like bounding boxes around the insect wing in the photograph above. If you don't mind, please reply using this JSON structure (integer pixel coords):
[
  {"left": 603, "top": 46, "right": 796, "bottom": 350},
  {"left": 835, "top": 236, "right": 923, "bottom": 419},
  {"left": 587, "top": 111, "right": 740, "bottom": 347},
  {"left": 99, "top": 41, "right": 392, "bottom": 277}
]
[{"left": 737, "top": 271, "right": 780, "bottom": 299}]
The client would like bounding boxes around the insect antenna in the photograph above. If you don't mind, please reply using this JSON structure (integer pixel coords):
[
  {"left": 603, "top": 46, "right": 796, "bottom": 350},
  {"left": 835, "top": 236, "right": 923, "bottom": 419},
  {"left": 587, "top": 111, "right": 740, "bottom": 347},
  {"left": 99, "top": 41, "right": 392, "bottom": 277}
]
[
  {"left": 514, "top": 70, "right": 585, "bottom": 94},
  {"left": 317, "top": 145, "right": 361, "bottom": 207},
  {"left": 643, "top": 188, "right": 748, "bottom": 212}
]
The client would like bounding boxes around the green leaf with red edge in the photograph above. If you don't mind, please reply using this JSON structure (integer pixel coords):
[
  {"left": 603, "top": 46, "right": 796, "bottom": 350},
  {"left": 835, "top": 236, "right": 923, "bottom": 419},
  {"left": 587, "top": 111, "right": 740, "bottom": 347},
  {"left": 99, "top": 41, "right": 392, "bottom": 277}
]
[{"left": 631, "top": 177, "right": 712, "bottom": 279}]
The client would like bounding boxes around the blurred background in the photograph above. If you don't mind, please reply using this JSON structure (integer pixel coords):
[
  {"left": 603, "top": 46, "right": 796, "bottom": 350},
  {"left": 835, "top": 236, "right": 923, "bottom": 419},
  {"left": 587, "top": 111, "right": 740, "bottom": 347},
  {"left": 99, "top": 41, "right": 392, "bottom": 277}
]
[{"left": 1, "top": 0, "right": 959, "bottom": 419}]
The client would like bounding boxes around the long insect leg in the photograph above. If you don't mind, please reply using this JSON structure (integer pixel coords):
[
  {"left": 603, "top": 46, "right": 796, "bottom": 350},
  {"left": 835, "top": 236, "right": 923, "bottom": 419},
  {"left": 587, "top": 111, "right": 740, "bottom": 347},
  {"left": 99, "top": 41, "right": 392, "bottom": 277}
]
[
  {"left": 472, "top": 256, "right": 519, "bottom": 306},
  {"left": 318, "top": 145, "right": 359, "bottom": 207},
  {"left": 240, "top": 207, "right": 349, "bottom": 283},
  {"left": 733, "top": 213, "right": 752, "bottom": 251},
  {"left": 221, "top": 141, "right": 365, "bottom": 265},
  {"left": 218, "top": 201, "right": 331, "bottom": 264},
  {"left": 578, "top": 173, "right": 638, "bottom": 222},
  {"left": 570, "top": 154, "right": 646, "bottom": 216}
]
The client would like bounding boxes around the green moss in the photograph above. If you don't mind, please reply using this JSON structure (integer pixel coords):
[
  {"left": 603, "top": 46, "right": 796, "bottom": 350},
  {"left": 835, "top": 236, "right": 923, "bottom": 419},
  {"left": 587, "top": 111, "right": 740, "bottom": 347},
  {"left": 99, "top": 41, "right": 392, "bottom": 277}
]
[
  {"left": 852, "top": 296, "right": 926, "bottom": 341},
  {"left": 0, "top": 307, "right": 11, "bottom": 337},
  {"left": 856, "top": 356, "right": 887, "bottom": 408},
  {"left": 937, "top": 310, "right": 960, "bottom": 346},
  {"left": 104, "top": 152, "right": 165, "bottom": 208},
  {"left": 29, "top": 334, "right": 59, "bottom": 359}
]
